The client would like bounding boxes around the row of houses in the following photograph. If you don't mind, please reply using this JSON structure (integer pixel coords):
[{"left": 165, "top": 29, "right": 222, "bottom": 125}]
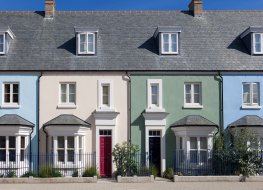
[{"left": 0, "top": 0, "right": 263, "bottom": 177}]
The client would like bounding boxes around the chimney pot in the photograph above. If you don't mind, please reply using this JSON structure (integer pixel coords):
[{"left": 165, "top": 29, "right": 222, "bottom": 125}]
[
  {"left": 189, "top": 0, "right": 203, "bottom": 17},
  {"left": 45, "top": 0, "right": 55, "bottom": 18}
]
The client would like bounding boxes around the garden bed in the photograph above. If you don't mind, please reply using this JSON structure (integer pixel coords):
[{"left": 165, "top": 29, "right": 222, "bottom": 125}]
[{"left": 173, "top": 175, "right": 263, "bottom": 182}]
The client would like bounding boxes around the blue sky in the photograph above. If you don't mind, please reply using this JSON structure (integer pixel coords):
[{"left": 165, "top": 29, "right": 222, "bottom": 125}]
[{"left": 0, "top": 0, "right": 262, "bottom": 11}]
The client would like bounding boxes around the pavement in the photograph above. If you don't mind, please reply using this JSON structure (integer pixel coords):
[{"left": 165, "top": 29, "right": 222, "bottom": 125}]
[{"left": 1, "top": 181, "right": 263, "bottom": 190}]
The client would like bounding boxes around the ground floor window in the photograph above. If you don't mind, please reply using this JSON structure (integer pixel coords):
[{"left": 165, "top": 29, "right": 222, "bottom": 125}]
[
  {"left": 52, "top": 136, "right": 84, "bottom": 163},
  {"left": 0, "top": 136, "right": 28, "bottom": 162}
]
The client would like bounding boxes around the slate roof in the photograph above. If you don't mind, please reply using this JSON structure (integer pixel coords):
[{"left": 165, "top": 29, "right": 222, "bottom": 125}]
[
  {"left": 43, "top": 114, "right": 91, "bottom": 127},
  {"left": 1, "top": 10, "right": 263, "bottom": 71},
  {"left": 228, "top": 115, "right": 263, "bottom": 127},
  {"left": 170, "top": 115, "right": 218, "bottom": 128},
  {"left": 0, "top": 114, "right": 34, "bottom": 127}
]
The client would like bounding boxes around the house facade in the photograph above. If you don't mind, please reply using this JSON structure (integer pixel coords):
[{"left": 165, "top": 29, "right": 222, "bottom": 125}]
[{"left": 130, "top": 74, "right": 220, "bottom": 174}]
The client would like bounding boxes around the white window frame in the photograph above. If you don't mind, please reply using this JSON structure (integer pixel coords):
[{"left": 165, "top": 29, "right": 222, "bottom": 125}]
[
  {"left": 242, "top": 82, "right": 261, "bottom": 109},
  {"left": 2, "top": 82, "right": 20, "bottom": 108},
  {"left": 97, "top": 80, "right": 114, "bottom": 111},
  {"left": 0, "top": 135, "right": 29, "bottom": 164},
  {"left": 53, "top": 135, "right": 84, "bottom": 165},
  {"left": 0, "top": 33, "right": 5, "bottom": 55},
  {"left": 161, "top": 33, "right": 178, "bottom": 54},
  {"left": 184, "top": 82, "right": 203, "bottom": 108},
  {"left": 77, "top": 32, "right": 96, "bottom": 55},
  {"left": 253, "top": 33, "right": 263, "bottom": 54},
  {"left": 58, "top": 82, "right": 77, "bottom": 108},
  {"left": 147, "top": 79, "right": 164, "bottom": 112}
]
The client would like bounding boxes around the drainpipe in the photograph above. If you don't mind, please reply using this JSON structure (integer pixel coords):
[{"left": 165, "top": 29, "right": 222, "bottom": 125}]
[
  {"left": 126, "top": 72, "right": 131, "bottom": 144},
  {"left": 37, "top": 72, "right": 43, "bottom": 171},
  {"left": 218, "top": 72, "right": 224, "bottom": 135}
]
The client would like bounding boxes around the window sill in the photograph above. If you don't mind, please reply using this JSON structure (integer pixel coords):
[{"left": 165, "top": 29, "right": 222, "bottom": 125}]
[
  {"left": 1, "top": 104, "right": 20, "bottom": 109},
  {"left": 146, "top": 107, "right": 166, "bottom": 113},
  {"left": 57, "top": 104, "right": 77, "bottom": 109},
  {"left": 183, "top": 104, "right": 203, "bottom": 109},
  {"left": 241, "top": 105, "right": 262, "bottom": 110},
  {"left": 96, "top": 107, "right": 115, "bottom": 112}
]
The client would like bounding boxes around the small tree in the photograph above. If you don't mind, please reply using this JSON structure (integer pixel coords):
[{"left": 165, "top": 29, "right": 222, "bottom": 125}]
[
  {"left": 112, "top": 142, "right": 139, "bottom": 176},
  {"left": 230, "top": 128, "right": 262, "bottom": 177}
]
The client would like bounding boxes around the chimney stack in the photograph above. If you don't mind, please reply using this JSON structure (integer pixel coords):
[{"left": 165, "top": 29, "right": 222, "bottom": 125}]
[
  {"left": 45, "top": 0, "right": 55, "bottom": 18},
  {"left": 189, "top": 0, "right": 203, "bottom": 17}
]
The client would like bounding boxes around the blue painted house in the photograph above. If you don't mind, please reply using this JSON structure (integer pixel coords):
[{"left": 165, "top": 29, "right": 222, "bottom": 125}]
[{"left": 0, "top": 73, "right": 39, "bottom": 176}]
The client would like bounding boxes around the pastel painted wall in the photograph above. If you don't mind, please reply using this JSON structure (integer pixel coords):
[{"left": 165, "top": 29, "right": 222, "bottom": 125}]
[
  {"left": 39, "top": 72, "right": 128, "bottom": 154},
  {"left": 131, "top": 74, "right": 220, "bottom": 168},
  {"left": 223, "top": 74, "right": 263, "bottom": 129},
  {"left": 0, "top": 73, "right": 39, "bottom": 154}
]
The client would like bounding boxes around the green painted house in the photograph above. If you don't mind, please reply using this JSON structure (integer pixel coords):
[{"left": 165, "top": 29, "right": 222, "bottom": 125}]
[{"left": 130, "top": 74, "right": 220, "bottom": 174}]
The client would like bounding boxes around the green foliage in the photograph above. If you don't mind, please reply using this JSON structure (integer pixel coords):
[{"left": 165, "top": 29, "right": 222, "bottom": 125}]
[
  {"left": 112, "top": 142, "right": 140, "bottom": 176},
  {"left": 151, "top": 165, "right": 159, "bottom": 178},
  {"left": 38, "top": 165, "right": 62, "bottom": 178},
  {"left": 72, "top": 170, "right": 79, "bottom": 177},
  {"left": 6, "top": 171, "right": 17, "bottom": 178},
  {"left": 214, "top": 128, "right": 262, "bottom": 177},
  {"left": 21, "top": 171, "right": 37, "bottom": 178},
  {"left": 163, "top": 168, "right": 174, "bottom": 180},
  {"left": 82, "top": 166, "right": 98, "bottom": 177}
]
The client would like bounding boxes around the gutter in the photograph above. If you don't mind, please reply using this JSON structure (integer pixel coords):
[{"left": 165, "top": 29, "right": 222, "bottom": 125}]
[{"left": 126, "top": 72, "right": 131, "bottom": 144}]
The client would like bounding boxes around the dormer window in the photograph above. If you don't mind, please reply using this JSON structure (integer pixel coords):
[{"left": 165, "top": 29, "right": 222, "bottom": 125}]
[
  {"left": 253, "top": 33, "right": 263, "bottom": 54},
  {"left": 0, "top": 34, "right": 4, "bottom": 54},
  {"left": 78, "top": 32, "right": 95, "bottom": 54},
  {"left": 154, "top": 26, "right": 181, "bottom": 55},
  {"left": 75, "top": 27, "right": 98, "bottom": 56},
  {"left": 161, "top": 33, "right": 178, "bottom": 54}
]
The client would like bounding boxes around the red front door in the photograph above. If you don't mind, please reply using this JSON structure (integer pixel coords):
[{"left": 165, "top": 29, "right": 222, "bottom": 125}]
[{"left": 100, "top": 136, "right": 112, "bottom": 177}]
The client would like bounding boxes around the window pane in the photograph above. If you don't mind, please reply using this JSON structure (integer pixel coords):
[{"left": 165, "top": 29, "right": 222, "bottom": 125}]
[
  {"left": 80, "top": 34, "right": 86, "bottom": 43},
  {"left": 243, "top": 83, "right": 250, "bottom": 104},
  {"left": 0, "top": 35, "right": 3, "bottom": 43},
  {"left": 21, "top": 137, "right": 25, "bottom": 148},
  {"left": 200, "top": 137, "right": 207, "bottom": 149},
  {"left": 20, "top": 150, "right": 25, "bottom": 161},
  {"left": 80, "top": 43, "right": 86, "bottom": 52},
  {"left": 13, "top": 84, "right": 19, "bottom": 93},
  {"left": 185, "top": 94, "right": 191, "bottom": 103},
  {"left": 102, "top": 85, "right": 109, "bottom": 105},
  {"left": 69, "top": 84, "right": 75, "bottom": 94},
  {"left": 67, "top": 136, "right": 74, "bottom": 149},
  {"left": 190, "top": 137, "right": 197, "bottom": 149},
  {"left": 253, "top": 83, "right": 259, "bottom": 104},
  {"left": 190, "top": 150, "right": 198, "bottom": 163},
  {"left": 67, "top": 150, "right": 74, "bottom": 162},
  {"left": 58, "top": 137, "right": 64, "bottom": 148},
  {"left": 163, "top": 34, "right": 169, "bottom": 43},
  {"left": 9, "top": 150, "right": 16, "bottom": 162},
  {"left": 194, "top": 84, "right": 200, "bottom": 93},
  {"left": 194, "top": 93, "right": 200, "bottom": 103},
  {"left": 13, "top": 94, "right": 18, "bottom": 103},
  {"left": 88, "top": 34, "right": 94, "bottom": 52},
  {"left": 9, "top": 136, "right": 16, "bottom": 149},
  {"left": 61, "top": 94, "right": 67, "bottom": 103},
  {"left": 171, "top": 34, "right": 177, "bottom": 52},
  {"left": 151, "top": 84, "right": 158, "bottom": 105},
  {"left": 58, "top": 150, "right": 65, "bottom": 162},
  {"left": 185, "top": 84, "right": 191, "bottom": 94},
  {"left": 69, "top": 94, "right": 75, "bottom": 103},
  {"left": 200, "top": 151, "right": 208, "bottom": 163},
  {"left": 0, "top": 150, "right": 6, "bottom": 161},
  {"left": 255, "top": 34, "right": 261, "bottom": 52},
  {"left": 4, "top": 84, "right": 10, "bottom": 93},
  {"left": 0, "top": 137, "right": 6, "bottom": 148},
  {"left": 61, "top": 84, "right": 66, "bottom": 94}
]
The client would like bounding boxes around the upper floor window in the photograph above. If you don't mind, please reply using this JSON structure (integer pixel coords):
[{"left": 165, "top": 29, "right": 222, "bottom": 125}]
[
  {"left": 3, "top": 83, "right": 19, "bottom": 107},
  {"left": 243, "top": 82, "right": 260, "bottom": 107},
  {"left": 97, "top": 80, "right": 114, "bottom": 111},
  {"left": 161, "top": 33, "right": 178, "bottom": 54},
  {"left": 184, "top": 83, "right": 202, "bottom": 108},
  {"left": 77, "top": 32, "right": 96, "bottom": 55},
  {"left": 147, "top": 79, "right": 163, "bottom": 111},
  {"left": 0, "top": 34, "right": 4, "bottom": 54},
  {"left": 60, "top": 83, "right": 76, "bottom": 105},
  {"left": 253, "top": 33, "right": 263, "bottom": 54}
]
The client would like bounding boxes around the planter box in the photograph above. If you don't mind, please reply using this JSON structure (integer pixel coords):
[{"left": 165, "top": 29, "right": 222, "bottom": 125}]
[
  {"left": 117, "top": 175, "right": 154, "bottom": 183},
  {"left": 0, "top": 176, "right": 97, "bottom": 183},
  {"left": 173, "top": 175, "right": 240, "bottom": 182}
]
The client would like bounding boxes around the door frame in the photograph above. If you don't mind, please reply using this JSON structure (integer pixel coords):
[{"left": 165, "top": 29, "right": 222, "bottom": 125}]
[
  {"left": 96, "top": 126, "right": 115, "bottom": 175},
  {"left": 145, "top": 126, "right": 166, "bottom": 174}
]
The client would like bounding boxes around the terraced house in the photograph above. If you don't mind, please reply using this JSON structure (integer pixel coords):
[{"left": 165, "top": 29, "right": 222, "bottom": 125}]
[{"left": 0, "top": 0, "right": 262, "bottom": 177}]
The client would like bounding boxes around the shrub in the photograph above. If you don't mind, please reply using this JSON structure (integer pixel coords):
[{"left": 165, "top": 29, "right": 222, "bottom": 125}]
[
  {"left": 163, "top": 168, "right": 174, "bottom": 180},
  {"left": 82, "top": 166, "right": 98, "bottom": 177},
  {"left": 6, "top": 171, "right": 17, "bottom": 178},
  {"left": 38, "top": 165, "right": 62, "bottom": 178},
  {"left": 151, "top": 165, "right": 159, "bottom": 178},
  {"left": 72, "top": 170, "right": 79, "bottom": 177},
  {"left": 112, "top": 142, "right": 140, "bottom": 176},
  {"left": 21, "top": 171, "right": 37, "bottom": 178}
]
